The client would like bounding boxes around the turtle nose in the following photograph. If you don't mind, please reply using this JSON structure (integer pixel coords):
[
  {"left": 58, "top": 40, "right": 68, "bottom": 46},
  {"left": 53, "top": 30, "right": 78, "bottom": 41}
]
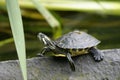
[{"left": 38, "top": 33, "right": 45, "bottom": 39}]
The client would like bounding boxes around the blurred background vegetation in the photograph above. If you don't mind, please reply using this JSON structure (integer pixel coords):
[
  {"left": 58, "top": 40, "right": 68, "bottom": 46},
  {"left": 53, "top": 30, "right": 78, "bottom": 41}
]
[{"left": 0, "top": 0, "right": 120, "bottom": 61}]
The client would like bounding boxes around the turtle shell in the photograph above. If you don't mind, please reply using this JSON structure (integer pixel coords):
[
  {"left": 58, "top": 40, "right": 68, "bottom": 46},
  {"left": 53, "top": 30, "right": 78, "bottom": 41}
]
[{"left": 55, "top": 31, "right": 100, "bottom": 49}]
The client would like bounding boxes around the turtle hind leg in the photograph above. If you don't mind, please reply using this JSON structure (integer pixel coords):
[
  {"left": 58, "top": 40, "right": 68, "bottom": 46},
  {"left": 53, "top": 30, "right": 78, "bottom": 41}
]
[
  {"left": 89, "top": 47, "right": 104, "bottom": 62},
  {"left": 66, "top": 53, "right": 75, "bottom": 71}
]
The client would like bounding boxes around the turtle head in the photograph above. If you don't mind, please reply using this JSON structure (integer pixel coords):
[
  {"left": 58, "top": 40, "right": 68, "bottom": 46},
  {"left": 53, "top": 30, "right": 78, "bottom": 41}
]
[{"left": 38, "top": 33, "right": 56, "bottom": 49}]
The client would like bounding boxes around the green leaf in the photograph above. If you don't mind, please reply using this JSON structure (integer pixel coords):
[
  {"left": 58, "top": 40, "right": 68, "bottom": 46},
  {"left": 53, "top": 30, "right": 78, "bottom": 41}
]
[
  {"left": 0, "top": 38, "right": 13, "bottom": 47},
  {"left": 5, "top": 0, "right": 27, "bottom": 80},
  {"left": 31, "top": 0, "right": 62, "bottom": 39}
]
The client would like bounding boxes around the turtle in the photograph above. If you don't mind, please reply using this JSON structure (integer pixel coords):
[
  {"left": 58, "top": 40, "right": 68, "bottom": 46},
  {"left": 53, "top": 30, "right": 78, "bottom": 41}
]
[{"left": 37, "top": 30, "right": 104, "bottom": 71}]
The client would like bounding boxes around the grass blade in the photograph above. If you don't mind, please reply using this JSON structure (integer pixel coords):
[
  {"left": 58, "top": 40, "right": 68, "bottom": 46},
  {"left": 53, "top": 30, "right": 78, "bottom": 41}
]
[
  {"left": 5, "top": 0, "right": 27, "bottom": 80},
  {"left": 0, "top": 38, "right": 13, "bottom": 47},
  {"left": 32, "top": 0, "right": 62, "bottom": 39}
]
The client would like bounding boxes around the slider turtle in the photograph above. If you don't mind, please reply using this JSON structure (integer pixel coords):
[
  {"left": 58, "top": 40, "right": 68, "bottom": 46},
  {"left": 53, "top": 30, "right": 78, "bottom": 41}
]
[{"left": 37, "top": 30, "right": 104, "bottom": 71}]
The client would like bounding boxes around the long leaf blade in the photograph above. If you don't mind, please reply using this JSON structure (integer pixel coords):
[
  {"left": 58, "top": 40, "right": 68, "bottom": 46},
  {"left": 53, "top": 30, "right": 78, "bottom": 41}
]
[{"left": 5, "top": 0, "right": 27, "bottom": 80}]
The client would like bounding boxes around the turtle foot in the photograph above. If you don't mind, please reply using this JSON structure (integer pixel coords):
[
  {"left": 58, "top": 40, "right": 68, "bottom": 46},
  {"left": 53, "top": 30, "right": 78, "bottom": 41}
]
[
  {"left": 89, "top": 47, "right": 104, "bottom": 62},
  {"left": 37, "top": 53, "right": 44, "bottom": 57},
  {"left": 93, "top": 52, "right": 104, "bottom": 62}
]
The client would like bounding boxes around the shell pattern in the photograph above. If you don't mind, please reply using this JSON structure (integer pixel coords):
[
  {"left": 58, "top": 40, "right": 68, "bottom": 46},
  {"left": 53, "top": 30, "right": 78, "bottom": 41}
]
[{"left": 55, "top": 31, "right": 100, "bottom": 49}]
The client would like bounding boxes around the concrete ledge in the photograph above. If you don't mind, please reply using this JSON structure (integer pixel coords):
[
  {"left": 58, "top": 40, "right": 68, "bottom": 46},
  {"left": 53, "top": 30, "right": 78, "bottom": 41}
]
[{"left": 0, "top": 49, "right": 120, "bottom": 80}]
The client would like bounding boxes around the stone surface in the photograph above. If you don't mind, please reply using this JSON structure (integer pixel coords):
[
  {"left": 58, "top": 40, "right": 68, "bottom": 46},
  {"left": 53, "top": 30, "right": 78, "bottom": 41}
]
[{"left": 0, "top": 49, "right": 120, "bottom": 80}]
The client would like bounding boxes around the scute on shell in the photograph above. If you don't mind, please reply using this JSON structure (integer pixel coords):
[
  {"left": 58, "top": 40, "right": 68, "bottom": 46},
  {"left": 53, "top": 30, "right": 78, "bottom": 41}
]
[{"left": 55, "top": 31, "right": 100, "bottom": 49}]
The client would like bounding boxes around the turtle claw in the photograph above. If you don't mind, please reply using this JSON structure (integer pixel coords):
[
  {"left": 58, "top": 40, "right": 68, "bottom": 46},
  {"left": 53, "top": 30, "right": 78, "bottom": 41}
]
[
  {"left": 37, "top": 53, "right": 44, "bottom": 57},
  {"left": 94, "top": 53, "right": 104, "bottom": 62}
]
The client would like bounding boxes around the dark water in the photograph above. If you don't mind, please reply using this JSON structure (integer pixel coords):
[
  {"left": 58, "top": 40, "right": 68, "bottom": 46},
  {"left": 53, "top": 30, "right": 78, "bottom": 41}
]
[{"left": 0, "top": 12, "right": 120, "bottom": 61}]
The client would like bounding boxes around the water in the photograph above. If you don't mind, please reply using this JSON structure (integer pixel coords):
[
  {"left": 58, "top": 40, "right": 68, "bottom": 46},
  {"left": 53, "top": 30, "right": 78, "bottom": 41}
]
[{"left": 0, "top": 12, "right": 120, "bottom": 61}]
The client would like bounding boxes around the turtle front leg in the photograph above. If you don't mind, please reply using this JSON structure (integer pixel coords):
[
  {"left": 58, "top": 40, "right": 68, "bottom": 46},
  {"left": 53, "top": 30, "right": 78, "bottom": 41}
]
[
  {"left": 37, "top": 47, "right": 51, "bottom": 57},
  {"left": 89, "top": 47, "right": 104, "bottom": 61},
  {"left": 66, "top": 53, "right": 75, "bottom": 71}
]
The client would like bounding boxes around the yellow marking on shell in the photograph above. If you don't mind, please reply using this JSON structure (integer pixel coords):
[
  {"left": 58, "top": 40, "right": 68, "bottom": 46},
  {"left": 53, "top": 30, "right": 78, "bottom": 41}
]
[
  {"left": 76, "top": 49, "right": 79, "bottom": 52},
  {"left": 70, "top": 49, "right": 73, "bottom": 53},
  {"left": 82, "top": 49, "right": 88, "bottom": 53},
  {"left": 82, "top": 49, "right": 86, "bottom": 53},
  {"left": 70, "top": 49, "right": 89, "bottom": 56},
  {"left": 54, "top": 48, "right": 89, "bottom": 57}
]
